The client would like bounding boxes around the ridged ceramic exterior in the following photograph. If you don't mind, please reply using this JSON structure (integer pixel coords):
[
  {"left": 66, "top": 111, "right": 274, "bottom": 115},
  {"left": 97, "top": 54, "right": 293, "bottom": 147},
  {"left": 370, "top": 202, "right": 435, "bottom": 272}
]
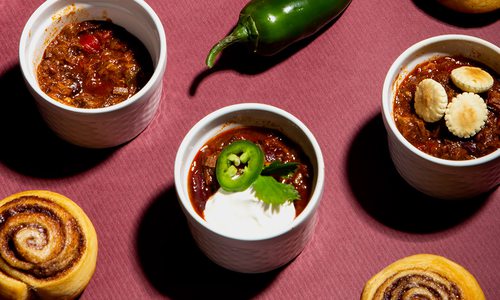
[
  {"left": 175, "top": 104, "right": 325, "bottom": 273},
  {"left": 186, "top": 209, "right": 318, "bottom": 273},
  {"left": 31, "top": 82, "right": 162, "bottom": 148},
  {"left": 386, "top": 126, "right": 500, "bottom": 199},
  {"left": 382, "top": 35, "right": 500, "bottom": 199},
  {"left": 19, "top": 0, "right": 167, "bottom": 148}
]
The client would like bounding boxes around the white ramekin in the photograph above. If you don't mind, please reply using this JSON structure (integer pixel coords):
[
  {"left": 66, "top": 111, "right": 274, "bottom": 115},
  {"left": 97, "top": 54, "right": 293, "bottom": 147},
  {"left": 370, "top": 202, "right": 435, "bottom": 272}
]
[
  {"left": 382, "top": 34, "right": 500, "bottom": 199},
  {"left": 174, "top": 103, "right": 325, "bottom": 273},
  {"left": 19, "top": 0, "right": 167, "bottom": 148}
]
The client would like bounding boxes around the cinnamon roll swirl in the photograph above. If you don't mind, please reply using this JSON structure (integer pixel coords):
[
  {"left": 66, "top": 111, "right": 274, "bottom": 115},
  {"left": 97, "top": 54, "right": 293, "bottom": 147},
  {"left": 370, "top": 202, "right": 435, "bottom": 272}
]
[
  {"left": 361, "top": 254, "right": 485, "bottom": 300},
  {"left": 0, "top": 190, "right": 98, "bottom": 299}
]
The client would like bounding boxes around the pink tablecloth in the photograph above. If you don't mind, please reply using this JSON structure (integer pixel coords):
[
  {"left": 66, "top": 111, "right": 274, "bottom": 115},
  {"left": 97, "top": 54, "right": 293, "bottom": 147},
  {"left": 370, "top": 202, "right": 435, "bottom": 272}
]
[{"left": 0, "top": 0, "right": 499, "bottom": 299}]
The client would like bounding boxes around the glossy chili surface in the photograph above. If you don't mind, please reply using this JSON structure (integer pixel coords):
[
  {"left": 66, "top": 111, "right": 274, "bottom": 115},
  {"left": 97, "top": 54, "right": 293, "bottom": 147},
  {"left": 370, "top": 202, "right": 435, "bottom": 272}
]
[
  {"left": 188, "top": 126, "right": 314, "bottom": 218},
  {"left": 394, "top": 56, "right": 500, "bottom": 160},
  {"left": 37, "top": 20, "right": 153, "bottom": 108}
]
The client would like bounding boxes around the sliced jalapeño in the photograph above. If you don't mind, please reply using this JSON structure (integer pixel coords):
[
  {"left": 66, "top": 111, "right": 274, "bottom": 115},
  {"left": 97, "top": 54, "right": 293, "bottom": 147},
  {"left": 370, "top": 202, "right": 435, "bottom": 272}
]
[{"left": 216, "top": 140, "right": 264, "bottom": 192}]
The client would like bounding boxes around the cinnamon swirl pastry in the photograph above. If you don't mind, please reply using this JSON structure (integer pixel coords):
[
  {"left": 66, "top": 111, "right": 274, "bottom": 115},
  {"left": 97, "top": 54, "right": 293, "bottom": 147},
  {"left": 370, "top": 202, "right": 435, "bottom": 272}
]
[
  {"left": 361, "top": 254, "right": 485, "bottom": 300},
  {"left": 0, "top": 190, "right": 98, "bottom": 299}
]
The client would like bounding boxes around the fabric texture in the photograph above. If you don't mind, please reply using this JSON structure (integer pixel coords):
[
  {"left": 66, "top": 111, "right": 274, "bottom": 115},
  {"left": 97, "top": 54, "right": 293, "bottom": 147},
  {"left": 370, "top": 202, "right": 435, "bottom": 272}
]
[{"left": 0, "top": 0, "right": 498, "bottom": 299}]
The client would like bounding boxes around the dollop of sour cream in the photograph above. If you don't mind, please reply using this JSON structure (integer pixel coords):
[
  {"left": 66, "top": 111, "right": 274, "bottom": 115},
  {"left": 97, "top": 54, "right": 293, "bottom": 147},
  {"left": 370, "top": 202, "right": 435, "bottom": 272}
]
[{"left": 203, "top": 188, "right": 296, "bottom": 238}]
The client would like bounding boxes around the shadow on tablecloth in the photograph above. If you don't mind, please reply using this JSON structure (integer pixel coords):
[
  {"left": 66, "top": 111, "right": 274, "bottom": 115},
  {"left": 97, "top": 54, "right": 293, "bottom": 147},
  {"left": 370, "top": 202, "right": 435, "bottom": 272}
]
[
  {"left": 136, "top": 186, "right": 281, "bottom": 299},
  {"left": 346, "top": 113, "right": 493, "bottom": 233},
  {"left": 411, "top": 0, "right": 499, "bottom": 27},
  {"left": 0, "top": 65, "right": 115, "bottom": 178}
]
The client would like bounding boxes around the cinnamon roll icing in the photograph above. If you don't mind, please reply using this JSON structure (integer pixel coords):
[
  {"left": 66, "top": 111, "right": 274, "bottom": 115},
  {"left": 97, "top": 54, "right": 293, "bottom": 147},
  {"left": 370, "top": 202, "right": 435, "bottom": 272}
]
[
  {"left": 0, "top": 191, "right": 98, "bottom": 300},
  {"left": 361, "top": 254, "right": 485, "bottom": 300}
]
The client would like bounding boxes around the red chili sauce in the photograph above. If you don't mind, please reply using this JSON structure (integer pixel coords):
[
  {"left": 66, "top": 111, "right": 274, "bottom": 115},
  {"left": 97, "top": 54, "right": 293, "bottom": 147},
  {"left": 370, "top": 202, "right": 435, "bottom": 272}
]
[
  {"left": 188, "top": 126, "right": 314, "bottom": 219},
  {"left": 37, "top": 20, "right": 153, "bottom": 108},
  {"left": 394, "top": 56, "right": 500, "bottom": 160}
]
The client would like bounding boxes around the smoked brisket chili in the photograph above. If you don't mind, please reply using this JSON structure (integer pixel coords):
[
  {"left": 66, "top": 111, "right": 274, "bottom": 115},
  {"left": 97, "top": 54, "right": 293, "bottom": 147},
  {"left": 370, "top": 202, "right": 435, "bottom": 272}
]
[
  {"left": 394, "top": 56, "right": 500, "bottom": 160},
  {"left": 188, "top": 126, "right": 314, "bottom": 218},
  {"left": 37, "top": 20, "right": 153, "bottom": 108}
]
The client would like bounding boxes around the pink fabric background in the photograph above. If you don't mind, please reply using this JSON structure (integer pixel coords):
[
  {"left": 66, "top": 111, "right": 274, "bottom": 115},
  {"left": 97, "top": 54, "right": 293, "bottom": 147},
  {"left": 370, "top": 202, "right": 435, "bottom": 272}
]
[{"left": 0, "top": 0, "right": 499, "bottom": 299}]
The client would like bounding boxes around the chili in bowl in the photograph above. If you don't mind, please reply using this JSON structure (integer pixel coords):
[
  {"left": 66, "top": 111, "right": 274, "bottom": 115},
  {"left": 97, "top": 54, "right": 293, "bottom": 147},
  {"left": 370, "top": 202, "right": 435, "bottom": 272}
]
[
  {"left": 19, "top": 0, "right": 167, "bottom": 148},
  {"left": 37, "top": 20, "right": 154, "bottom": 109},
  {"left": 174, "top": 103, "right": 325, "bottom": 273},
  {"left": 382, "top": 35, "right": 500, "bottom": 199}
]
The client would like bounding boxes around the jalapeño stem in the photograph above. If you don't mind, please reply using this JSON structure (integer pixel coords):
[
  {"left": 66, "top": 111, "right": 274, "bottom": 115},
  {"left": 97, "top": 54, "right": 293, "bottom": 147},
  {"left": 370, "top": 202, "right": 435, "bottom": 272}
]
[{"left": 205, "top": 24, "right": 249, "bottom": 68}]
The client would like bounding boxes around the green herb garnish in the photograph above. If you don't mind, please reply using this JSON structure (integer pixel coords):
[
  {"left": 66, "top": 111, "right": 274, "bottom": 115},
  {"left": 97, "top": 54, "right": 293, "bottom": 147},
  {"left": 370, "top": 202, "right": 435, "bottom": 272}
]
[
  {"left": 254, "top": 160, "right": 300, "bottom": 205},
  {"left": 253, "top": 175, "right": 300, "bottom": 205},
  {"left": 261, "top": 161, "right": 299, "bottom": 177}
]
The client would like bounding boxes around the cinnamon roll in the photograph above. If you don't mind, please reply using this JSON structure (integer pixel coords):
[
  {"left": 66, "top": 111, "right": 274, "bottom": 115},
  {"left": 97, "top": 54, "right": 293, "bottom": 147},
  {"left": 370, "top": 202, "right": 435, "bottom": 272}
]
[
  {"left": 0, "top": 190, "right": 98, "bottom": 299},
  {"left": 361, "top": 254, "right": 485, "bottom": 300}
]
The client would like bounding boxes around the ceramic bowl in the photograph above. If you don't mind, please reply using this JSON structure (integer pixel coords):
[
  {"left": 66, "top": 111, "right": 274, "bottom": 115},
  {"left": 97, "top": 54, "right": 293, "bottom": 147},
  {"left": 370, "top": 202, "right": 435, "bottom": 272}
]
[
  {"left": 19, "top": 0, "right": 167, "bottom": 148},
  {"left": 174, "top": 103, "right": 325, "bottom": 273},
  {"left": 382, "top": 34, "right": 500, "bottom": 199}
]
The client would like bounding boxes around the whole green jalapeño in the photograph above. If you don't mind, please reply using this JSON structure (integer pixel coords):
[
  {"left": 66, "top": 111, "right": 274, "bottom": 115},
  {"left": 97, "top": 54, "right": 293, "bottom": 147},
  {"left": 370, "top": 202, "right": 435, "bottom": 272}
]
[
  {"left": 205, "top": 0, "right": 353, "bottom": 68},
  {"left": 216, "top": 140, "right": 265, "bottom": 192}
]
